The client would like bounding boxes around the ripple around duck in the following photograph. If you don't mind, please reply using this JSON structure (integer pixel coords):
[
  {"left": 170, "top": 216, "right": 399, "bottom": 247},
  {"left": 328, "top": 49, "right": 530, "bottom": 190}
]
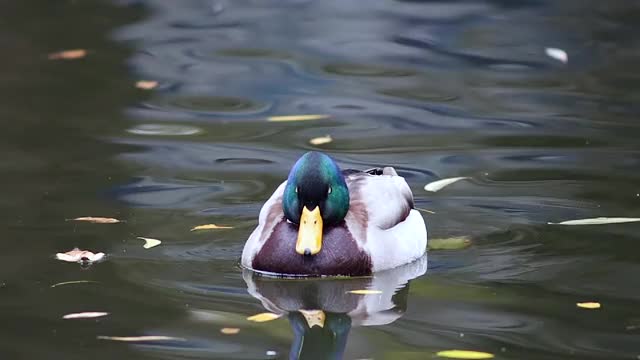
[{"left": 126, "top": 124, "right": 203, "bottom": 136}]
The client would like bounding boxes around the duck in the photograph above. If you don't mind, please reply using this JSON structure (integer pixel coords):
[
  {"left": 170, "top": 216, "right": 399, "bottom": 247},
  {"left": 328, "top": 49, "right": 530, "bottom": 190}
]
[{"left": 241, "top": 151, "right": 427, "bottom": 276}]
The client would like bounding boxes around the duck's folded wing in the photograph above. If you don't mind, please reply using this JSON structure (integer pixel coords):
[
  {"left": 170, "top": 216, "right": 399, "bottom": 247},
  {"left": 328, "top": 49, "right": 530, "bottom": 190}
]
[{"left": 346, "top": 169, "right": 414, "bottom": 230}]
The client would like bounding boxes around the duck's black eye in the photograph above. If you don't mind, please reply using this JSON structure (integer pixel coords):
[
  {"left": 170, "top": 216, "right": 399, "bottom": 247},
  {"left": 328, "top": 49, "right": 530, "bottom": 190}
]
[{"left": 327, "top": 186, "right": 332, "bottom": 194}]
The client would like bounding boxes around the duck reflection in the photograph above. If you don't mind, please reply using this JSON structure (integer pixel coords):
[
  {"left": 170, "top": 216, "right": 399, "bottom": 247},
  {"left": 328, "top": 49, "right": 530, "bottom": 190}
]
[{"left": 243, "top": 256, "right": 427, "bottom": 359}]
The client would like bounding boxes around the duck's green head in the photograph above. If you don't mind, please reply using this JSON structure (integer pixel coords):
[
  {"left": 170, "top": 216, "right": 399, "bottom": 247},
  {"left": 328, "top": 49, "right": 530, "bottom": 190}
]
[{"left": 283, "top": 152, "right": 350, "bottom": 256}]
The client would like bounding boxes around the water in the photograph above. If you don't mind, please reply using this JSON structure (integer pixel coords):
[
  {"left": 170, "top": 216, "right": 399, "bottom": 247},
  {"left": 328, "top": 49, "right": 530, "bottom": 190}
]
[{"left": 2, "top": 0, "right": 640, "bottom": 359}]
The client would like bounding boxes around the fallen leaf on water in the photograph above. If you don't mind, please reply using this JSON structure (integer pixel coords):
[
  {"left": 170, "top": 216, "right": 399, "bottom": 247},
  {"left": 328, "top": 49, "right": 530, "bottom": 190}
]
[
  {"left": 51, "top": 280, "right": 98, "bottom": 288},
  {"left": 136, "top": 80, "right": 158, "bottom": 90},
  {"left": 246, "top": 312, "right": 281, "bottom": 323},
  {"left": 137, "top": 237, "right": 161, "bottom": 249},
  {"left": 309, "top": 135, "right": 332, "bottom": 146},
  {"left": 424, "top": 177, "right": 469, "bottom": 192},
  {"left": 48, "top": 49, "right": 87, "bottom": 60},
  {"left": 347, "top": 289, "right": 383, "bottom": 295},
  {"left": 63, "top": 312, "right": 109, "bottom": 319},
  {"left": 190, "top": 224, "right": 234, "bottom": 231},
  {"left": 436, "top": 350, "right": 495, "bottom": 359},
  {"left": 299, "top": 309, "right": 326, "bottom": 328},
  {"left": 70, "top": 217, "right": 121, "bottom": 224},
  {"left": 267, "top": 114, "right": 329, "bottom": 122},
  {"left": 220, "top": 327, "right": 240, "bottom": 335},
  {"left": 416, "top": 207, "right": 436, "bottom": 214},
  {"left": 428, "top": 236, "right": 472, "bottom": 250},
  {"left": 577, "top": 302, "right": 601, "bottom": 309},
  {"left": 56, "top": 248, "right": 105, "bottom": 264},
  {"left": 97, "top": 335, "right": 185, "bottom": 342},
  {"left": 548, "top": 217, "right": 640, "bottom": 225},
  {"left": 545, "top": 47, "right": 568, "bottom": 64}
]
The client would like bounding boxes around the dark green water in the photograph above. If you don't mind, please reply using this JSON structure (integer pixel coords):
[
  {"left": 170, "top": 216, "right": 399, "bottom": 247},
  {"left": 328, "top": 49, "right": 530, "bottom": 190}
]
[{"left": 2, "top": 0, "right": 640, "bottom": 359}]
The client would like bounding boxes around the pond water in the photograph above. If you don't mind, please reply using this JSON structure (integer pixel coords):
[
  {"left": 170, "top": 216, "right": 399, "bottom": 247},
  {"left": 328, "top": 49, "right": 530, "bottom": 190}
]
[{"left": 2, "top": 0, "right": 640, "bottom": 359}]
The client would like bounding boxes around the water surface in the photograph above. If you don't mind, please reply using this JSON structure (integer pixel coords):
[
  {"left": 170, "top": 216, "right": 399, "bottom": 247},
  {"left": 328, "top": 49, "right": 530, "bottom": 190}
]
[{"left": 2, "top": 0, "right": 640, "bottom": 359}]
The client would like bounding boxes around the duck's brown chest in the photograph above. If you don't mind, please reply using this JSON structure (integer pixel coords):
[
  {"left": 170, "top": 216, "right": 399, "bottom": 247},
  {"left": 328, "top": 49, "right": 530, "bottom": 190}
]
[{"left": 252, "top": 220, "right": 372, "bottom": 276}]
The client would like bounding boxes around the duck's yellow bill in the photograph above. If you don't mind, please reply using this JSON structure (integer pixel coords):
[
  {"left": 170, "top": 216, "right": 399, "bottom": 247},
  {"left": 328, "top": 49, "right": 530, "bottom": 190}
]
[{"left": 296, "top": 206, "right": 323, "bottom": 255}]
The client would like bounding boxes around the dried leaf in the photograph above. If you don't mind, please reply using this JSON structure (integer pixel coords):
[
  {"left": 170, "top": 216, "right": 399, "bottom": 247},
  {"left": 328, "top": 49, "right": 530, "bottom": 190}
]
[
  {"left": 436, "top": 350, "right": 495, "bottom": 359},
  {"left": 428, "top": 236, "right": 472, "bottom": 250},
  {"left": 51, "top": 280, "right": 98, "bottom": 288},
  {"left": 56, "top": 248, "right": 105, "bottom": 264},
  {"left": 309, "top": 135, "right": 332, "bottom": 146},
  {"left": 48, "top": 49, "right": 87, "bottom": 60},
  {"left": 70, "top": 217, "right": 121, "bottom": 224},
  {"left": 545, "top": 47, "right": 568, "bottom": 64},
  {"left": 220, "top": 327, "right": 240, "bottom": 335},
  {"left": 190, "top": 224, "right": 234, "bottom": 231},
  {"left": 577, "top": 302, "right": 601, "bottom": 309},
  {"left": 416, "top": 207, "right": 436, "bottom": 214},
  {"left": 347, "top": 289, "right": 383, "bottom": 295},
  {"left": 136, "top": 80, "right": 158, "bottom": 90},
  {"left": 137, "top": 237, "right": 161, "bottom": 249},
  {"left": 299, "top": 309, "right": 325, "bottom": 328},
  {"left": 267, "top": 114, "right": 329, "bottom": 122},
  {"left": 548, "top": 217, "right": 640, "bottom": 225},
  {"left": 424, "top": 177, "right": 469, "bottom": 192},
  {"left": 246, "top": 312, "right": 281, "bottom": 323},
  {"left": 63, "top": 312, "right": 109, "bottom": 319},
  {"left": 97, "top": 335, "right": 185, "bottom": 342}
]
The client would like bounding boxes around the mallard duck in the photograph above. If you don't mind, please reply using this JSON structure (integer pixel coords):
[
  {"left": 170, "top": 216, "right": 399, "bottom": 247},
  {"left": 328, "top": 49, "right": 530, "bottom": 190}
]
[{"left": 241, "top": 151, "right": 427, "bottom": 276}]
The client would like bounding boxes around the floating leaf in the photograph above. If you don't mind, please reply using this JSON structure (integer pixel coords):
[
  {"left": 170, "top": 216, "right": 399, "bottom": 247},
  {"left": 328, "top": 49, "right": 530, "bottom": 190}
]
[
  {"left": 56, "top": 248, "right": 105, "bottom": 265},
  {"left": 137, "top": 237, "right": 161, "bottom": 249},
  {"left": 428, "top": 236, "right": 472, "bottom": 250},
  {"left": 548, "top": 217, "right": 640, "bottom": 225},
  {"left": 577, "top": 302, "right": 601, "bottom": 309},
  {"left": 416, "top": 207, "right": 436, "bottom": 214},
  {"left": 70, "top": 217, "right": 121, "bottom": 224},
  {"left": 220, "top": 327, "right": 240, "bottom": 335},
  {"left": 347, "top": 289, "right": 383, "bottom": 295},
  {"left": 436, "top": 350, "right": 495, "bottom": 359},
  {"left": 246, "top": 312, "right": 281, "bottom": 323},
  {"left": 190, "top": 224, "right": 234, "bottom": 231},
  {"left": 309, "top": 135, "right": 332, "bottom": 146},
  {"left": 63, "top": 312, "right": 109, "bottom": 319},
  {"left": 48, "top": 49, "right": 87, "bottom": 60},
  {"left": 299, "top": 309, "right": 326, "bottom": 328},
  {"left": 136, "top": 80, "right": 158, "bottom": 90},
  {"left": 51, "top": 280, "right": 98, "bottom": 288},
  {"left": 267, "top": 114, "right": 329, "bottom": 122},
  {"left": 424, "top": 177, "right": 469, "bottom": 192},
  {"left": 545, "top": 47, "right": 568, "bottom": 64},
  {"left": 97, "top": 335, "right": 185, "bottom": 342}
]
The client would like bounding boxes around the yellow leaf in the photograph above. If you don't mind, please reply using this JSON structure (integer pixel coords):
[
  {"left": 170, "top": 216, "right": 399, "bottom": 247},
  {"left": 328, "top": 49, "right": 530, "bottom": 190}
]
[
  {"left": 190, "top": 224, "right": 234, "bottom": 231},
  {"left": 267, "top": 114, "right": 329, "bottom": 122},
  {"left": 436, "top": 350, "right": 495, "bottom": 359},
  {"left": 309, "top": 135, "right": 332, "bottom": 146},
  {"left": 137, "top": 237, "right": 161, "bottom": 249},
  {"left": 136, "top": 80, "right": 158, "bottom": 90},
  {"left": 97, "top": 335, "right": 185, "bottom": 342},
  {"left": 347, "top": 289, "right": 382, "bottom": 295},
  {"left": 549, "top": 217, "right": 640, "bottom": 225},
  {"left": 220, "top": 327, "right": 240, "bottom": 335},
  {"left": 299, "top": 309, "right": 326, "bottom": 328},
  {"left": 70, "top": 217, "right": 121, "bottom": 224},
  {"left": 246, "top": 312, "right": 281, "bottom": 323},
  {"left": 48, "top": 49, "right": 87, "bottom": 60},
  {"left": 577, "top": 302, "right": 601, "bottom": 309},
  {"left": 428, "top": 236, "right": 472, "bottom": 250}
]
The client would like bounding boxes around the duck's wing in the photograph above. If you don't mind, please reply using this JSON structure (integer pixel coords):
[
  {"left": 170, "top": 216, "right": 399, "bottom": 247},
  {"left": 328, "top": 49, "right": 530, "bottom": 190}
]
[
  {"left": 344, "top": 167, "right": 414, "bottom": 230},
  {"left": 241, "top": 181, "right": 287, "bottom": 268}
]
